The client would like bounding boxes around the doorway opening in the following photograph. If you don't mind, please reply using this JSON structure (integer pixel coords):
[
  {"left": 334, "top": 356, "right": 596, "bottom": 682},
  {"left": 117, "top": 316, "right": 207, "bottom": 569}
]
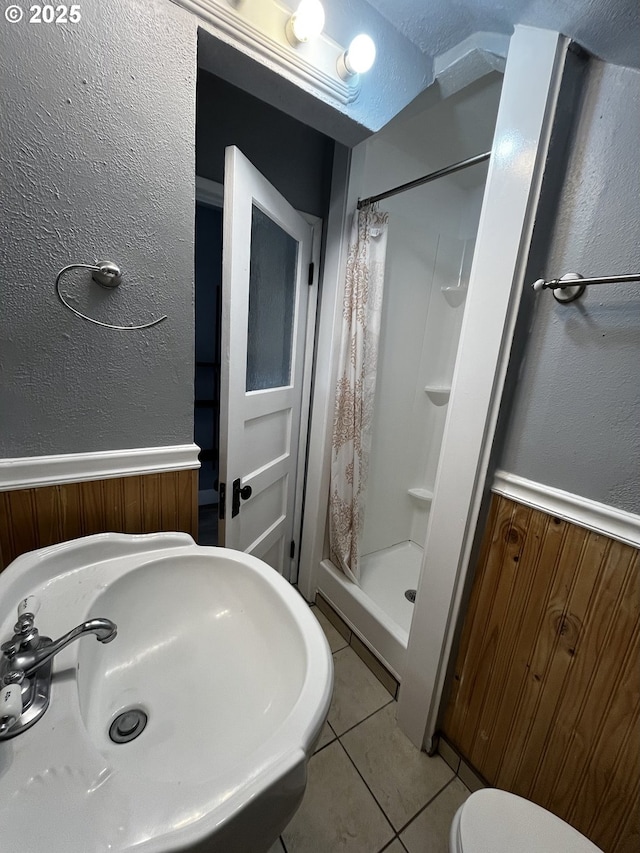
[
  {"left": 193, "top": 67, "right": 334, "bottom": 576},
  {"left": 194, "top": 196, "right": 223, "bottom": 545}
]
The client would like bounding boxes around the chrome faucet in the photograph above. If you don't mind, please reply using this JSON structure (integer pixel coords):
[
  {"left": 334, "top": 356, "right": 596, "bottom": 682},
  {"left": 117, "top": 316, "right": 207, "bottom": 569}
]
[
  {"left": 0, "top": 597, "right": 117, "bottom": 739},
  {"left": 8, "top": 618, "right": 117, "bottom": 677}
]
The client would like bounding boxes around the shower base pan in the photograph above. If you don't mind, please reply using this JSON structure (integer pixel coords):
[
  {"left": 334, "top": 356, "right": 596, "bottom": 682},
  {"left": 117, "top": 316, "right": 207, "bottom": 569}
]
[{"left": 317, "top": 540, "right": 423, "bottom": 679}]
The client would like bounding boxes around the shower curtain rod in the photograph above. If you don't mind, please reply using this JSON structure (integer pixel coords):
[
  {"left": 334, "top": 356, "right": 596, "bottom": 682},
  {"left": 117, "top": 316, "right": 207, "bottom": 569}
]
[{"left": 357, "top": 151, "right": 491, "bottom": 209}]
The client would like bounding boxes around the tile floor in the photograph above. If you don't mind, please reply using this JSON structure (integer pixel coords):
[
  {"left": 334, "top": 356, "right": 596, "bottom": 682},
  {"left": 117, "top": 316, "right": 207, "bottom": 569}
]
[{"left": 267, "top": 606, "right": 472, "bottom": 853}]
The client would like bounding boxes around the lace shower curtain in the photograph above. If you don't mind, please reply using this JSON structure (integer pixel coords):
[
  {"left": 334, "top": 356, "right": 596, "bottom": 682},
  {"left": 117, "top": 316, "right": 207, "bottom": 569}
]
[{"left": 329, "top": 206, "right": 389, "bottom": 583}]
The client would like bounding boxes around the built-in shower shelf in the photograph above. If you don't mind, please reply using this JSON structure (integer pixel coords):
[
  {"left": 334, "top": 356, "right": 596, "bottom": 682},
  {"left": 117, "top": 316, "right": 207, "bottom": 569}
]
[
  {"left": 441, "top": 286, "right": 467, "bottom": 308},
  {"left": 407, "top": 488, "right": 433, "bottom": 503},
  {"left": 424, "top": 385, "right": 451, "bottom": 406}
]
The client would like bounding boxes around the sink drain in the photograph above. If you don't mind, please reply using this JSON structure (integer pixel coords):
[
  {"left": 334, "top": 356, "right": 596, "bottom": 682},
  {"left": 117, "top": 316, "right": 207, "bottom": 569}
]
[
  {"left": 405, "top": 589, "right": 417, "bottom": 603},
  {"left": 109, "top": 708, "right": 147, "bottom": 744}
]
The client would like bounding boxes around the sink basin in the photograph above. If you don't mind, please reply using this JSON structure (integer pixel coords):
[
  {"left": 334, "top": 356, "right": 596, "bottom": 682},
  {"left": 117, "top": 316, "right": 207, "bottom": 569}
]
[{"left": 0, "top": 533, "right": 333, "bottom": 852}]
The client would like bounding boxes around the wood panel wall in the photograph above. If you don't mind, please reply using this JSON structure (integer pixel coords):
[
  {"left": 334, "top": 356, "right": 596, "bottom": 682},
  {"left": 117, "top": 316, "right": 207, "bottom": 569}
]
[
  {"left": 0, "top": 469, "right": 198, "bottom": 571},
  {"left": 443, "top": 494, "right": 639, "bottom": 853}
]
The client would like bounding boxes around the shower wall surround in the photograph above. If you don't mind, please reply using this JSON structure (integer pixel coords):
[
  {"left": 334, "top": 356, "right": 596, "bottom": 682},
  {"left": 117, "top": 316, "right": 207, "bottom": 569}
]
[
  {"left": 361, "top": 177, "right": 487, "bottom": 557},
  {"left": 356, "top": 74, "right": 502, "bottom": 560}
]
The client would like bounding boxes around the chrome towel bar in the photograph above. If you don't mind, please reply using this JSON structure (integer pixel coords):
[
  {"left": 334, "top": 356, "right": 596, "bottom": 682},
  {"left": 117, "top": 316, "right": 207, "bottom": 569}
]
[{"left": 532, "top": 271, "right": 640, "bottom": 303}]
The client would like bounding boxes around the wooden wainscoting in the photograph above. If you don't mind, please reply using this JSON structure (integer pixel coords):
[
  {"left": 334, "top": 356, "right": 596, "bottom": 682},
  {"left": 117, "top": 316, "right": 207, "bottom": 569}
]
[
  {"left": 442, "top": 494, "right": 640, "bottom": 853},
  {"left": 0, "top": 469, "right": 198, "bottom": 571}
]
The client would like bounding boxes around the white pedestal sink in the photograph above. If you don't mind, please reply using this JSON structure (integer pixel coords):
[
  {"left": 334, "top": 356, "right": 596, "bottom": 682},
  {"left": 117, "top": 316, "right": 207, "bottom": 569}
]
[{"left": 0, "top": 533, "right": 333, "bottom": 852}]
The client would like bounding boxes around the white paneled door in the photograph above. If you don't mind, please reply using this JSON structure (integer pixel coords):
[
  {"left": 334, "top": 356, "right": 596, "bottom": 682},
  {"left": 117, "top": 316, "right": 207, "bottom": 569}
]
[{"left": 219, "top": 146, "right": 314, "bottom": 579}]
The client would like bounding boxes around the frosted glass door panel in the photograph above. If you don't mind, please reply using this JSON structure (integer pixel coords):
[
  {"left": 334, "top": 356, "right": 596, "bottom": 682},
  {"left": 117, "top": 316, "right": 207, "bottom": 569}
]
[
  {"left": 220, "top": 145, "right": 313, "bottom": 579},
  {"left": 246, "top": 205, "right": 299, "bottom": 391}
]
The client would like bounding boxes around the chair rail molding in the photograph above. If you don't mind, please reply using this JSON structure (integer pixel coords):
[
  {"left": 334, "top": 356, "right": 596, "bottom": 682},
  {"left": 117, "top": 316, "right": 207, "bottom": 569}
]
[
  {"left": 0, "top": 444, "right": 201, "bottom": 492},
  {"left": 492, "top": 470, "right": 640, "bottom": 548}
]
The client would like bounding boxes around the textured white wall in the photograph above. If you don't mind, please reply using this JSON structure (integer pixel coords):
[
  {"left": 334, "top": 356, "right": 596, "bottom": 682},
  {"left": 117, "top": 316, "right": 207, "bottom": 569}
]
[
  {"left": 499, "top": 61, "right": 640, "bottom": 513},
  {"left": 0, "top": 0, "right": 197, "bottom": 456}
]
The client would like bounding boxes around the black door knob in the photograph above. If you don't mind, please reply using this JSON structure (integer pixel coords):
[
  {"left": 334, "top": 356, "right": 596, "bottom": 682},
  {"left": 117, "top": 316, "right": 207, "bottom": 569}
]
[{"left": 231, "top": 478, "right": 253, "bottom": 518}]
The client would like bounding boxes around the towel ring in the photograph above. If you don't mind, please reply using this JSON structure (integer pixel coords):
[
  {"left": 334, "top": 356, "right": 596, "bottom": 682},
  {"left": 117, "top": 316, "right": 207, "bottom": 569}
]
[{"left": 55, "top": 262, "right": 167, "bottom": 330}]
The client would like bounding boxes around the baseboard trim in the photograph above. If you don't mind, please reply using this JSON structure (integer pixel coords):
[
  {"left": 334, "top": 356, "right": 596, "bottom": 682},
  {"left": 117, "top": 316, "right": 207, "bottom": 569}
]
[
  {"left": 493, "top": 470, "right": 640, "bottom": 548},
  {"left": 0, "top": 444, "right": 201, "bottom": 491}
]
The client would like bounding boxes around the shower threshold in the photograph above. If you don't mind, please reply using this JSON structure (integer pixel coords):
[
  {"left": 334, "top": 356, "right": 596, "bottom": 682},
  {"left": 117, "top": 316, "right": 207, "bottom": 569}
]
[
  {"left": 359, "top": 541, "right": 423, "bottom": 635},
  {"left": 317, "top": 541, "right": 424, "bottom": 677}
]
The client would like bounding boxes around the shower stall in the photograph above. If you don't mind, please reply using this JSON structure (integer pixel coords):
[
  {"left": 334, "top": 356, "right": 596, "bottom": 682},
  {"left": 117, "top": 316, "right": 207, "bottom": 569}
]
[{"left": 313, "top": 73, "right": 503, "bottom": 678}]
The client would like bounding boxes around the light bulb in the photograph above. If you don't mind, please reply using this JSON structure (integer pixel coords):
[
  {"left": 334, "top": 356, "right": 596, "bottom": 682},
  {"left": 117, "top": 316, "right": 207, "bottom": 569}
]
[
  {"left": 347, "top": 34, "right": 376, "bottom": 74},
  {"left": 286, "top": 0, "right": 325, "bottom": 45},
  {"left": 338, "top": 33, "right": 376, "bottom": 78}
]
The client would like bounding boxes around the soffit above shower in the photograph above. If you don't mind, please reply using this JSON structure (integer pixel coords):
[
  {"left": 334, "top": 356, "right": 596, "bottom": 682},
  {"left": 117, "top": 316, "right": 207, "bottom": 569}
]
[{"left": 370, "top": 72, "right": 503, "bottom": 190}]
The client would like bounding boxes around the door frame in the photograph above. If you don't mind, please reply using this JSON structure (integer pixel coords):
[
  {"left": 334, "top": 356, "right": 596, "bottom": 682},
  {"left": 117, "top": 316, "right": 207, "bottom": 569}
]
[
  {"left": 195, "top": 174, "right": 321, "bottom": 581},
  {"left": 292, "top": 212, "right": 321, "bottom": 582}
]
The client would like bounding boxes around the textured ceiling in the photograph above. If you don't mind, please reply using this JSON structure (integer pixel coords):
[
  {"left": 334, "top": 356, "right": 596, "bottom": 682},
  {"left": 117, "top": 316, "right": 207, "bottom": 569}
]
[{"left": 364, "top": 0, "right": 640, "bottom": 69}]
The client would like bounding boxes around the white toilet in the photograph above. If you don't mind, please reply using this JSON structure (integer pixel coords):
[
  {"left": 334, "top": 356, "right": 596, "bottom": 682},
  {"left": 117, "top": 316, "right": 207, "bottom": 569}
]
[{"left": 450, "top": 789, "right": 604, "bottom": 853}]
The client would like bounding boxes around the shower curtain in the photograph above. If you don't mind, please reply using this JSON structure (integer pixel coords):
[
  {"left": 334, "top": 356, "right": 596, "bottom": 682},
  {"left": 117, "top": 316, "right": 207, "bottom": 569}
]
[{"left": 329, "top": 205, "right": 389, "bottom": 583}]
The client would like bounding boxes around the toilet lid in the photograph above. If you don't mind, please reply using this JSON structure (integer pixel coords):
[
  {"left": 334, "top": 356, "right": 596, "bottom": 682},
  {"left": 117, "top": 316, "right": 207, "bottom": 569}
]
[{"left": 456, "top": 789, "right": 604, "bottom": 853}]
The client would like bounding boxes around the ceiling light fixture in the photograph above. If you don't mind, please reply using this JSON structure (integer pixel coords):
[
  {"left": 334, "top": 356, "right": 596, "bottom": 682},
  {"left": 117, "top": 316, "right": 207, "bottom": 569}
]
[
  {"left": 337, "top": 33, "right": 376, "bottom": 79},
  {"left": 286, "top": 0, "right": 325, "bottom": 45}
]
